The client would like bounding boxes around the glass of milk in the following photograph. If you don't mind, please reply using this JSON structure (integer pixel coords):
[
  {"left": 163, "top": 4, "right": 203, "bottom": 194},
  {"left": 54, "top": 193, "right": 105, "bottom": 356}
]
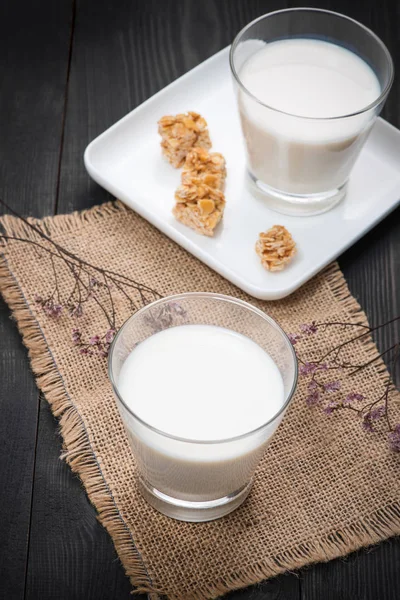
[
  {"left": 108, "top": 293, "right": 297, "bottom": 522},
  {"left": 230, "top": 8, "right": 394, "bottom": 216}
]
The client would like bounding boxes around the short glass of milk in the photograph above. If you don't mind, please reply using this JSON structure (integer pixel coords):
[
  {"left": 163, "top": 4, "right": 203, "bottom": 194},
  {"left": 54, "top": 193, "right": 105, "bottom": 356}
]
[
  {"left": 230, "top": 8, "right": 393, "bottom": 216},
  {"left": 108, "top": 293, "right": 297, "bottom": 522}
]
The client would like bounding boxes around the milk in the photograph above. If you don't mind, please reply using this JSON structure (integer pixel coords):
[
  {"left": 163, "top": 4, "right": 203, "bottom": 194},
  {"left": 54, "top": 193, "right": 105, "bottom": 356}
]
[
  {"left": 119, "top": 325, "right": 284, "bottom": 440},
  {"left": 238, "top": 39, "right": 381, "bottom": 195},
  {"left": 117, "top": 324, "right": 285, "bottom": 501}
]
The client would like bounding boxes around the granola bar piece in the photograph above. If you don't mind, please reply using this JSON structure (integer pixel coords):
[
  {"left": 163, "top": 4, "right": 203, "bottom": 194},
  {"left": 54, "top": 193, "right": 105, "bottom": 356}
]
[
  {"left": 173, "top": 180, "right": 225, "bottom": 237},
  {"left": 255, "top": 225, "right": 296, "bottom": 271},
  {"left": 158, "top": 112, "right": 211, "bottom": 168},
  {"left": 182, "top": 148, "right": 226, "bottom": 190}
]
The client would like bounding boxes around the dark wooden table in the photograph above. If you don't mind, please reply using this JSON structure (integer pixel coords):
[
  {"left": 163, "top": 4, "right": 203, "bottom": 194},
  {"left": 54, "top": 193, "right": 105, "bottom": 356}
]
[{"left": 1, "top": 1, "right": 399, "bottom": 599}]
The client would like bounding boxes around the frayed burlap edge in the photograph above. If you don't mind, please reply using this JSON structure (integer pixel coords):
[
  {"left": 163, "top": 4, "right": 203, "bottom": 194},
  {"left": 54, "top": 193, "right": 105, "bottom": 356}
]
[
  {"left": 1, "top": 201, "right": 399, "bottom": 600},
  {"left": 0, "top": 202, "right": 160, "bottom": 598}
]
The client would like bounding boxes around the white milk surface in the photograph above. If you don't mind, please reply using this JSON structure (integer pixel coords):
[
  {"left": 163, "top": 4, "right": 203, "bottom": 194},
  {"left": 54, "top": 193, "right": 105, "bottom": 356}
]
[
  {"left": 240, "top": 38, "right": 381, "bottom": 120},
  {"left": 118, "top": 324, "right": 284, "bottom": 441},
  {"left": 238, "top": 39, "right": 381, "bottom": 193}
]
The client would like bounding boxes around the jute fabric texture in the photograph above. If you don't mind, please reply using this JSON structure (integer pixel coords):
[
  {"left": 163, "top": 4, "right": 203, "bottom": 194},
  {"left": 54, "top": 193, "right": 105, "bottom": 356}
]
[{"left": 1, "top": 201, "right": 399, "bottom": 600}]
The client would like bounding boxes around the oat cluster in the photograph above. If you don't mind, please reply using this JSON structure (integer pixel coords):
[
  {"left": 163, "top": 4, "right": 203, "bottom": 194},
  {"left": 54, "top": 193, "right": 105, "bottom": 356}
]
[
  {"left": 158, "top": 112, "right": 296, "bottom": 256},
  {"left": 158, "top": 112, "right": 211, "bottom": 168},
  {"left": 173, "top": 148, "right": 226, "bottom": 237},
  {"left": 182, "top": 147, "right": 226, "bottom": 188},
  {"left": 255, "top": 225, "right": 296, "bottom": 271}
]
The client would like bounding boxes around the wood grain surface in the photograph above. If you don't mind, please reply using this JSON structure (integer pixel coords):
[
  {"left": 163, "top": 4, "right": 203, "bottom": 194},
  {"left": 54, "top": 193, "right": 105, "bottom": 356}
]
[
  {"left": 1, "top": 1, "right": 399, "bottom": 599},
  {"left": 0, "top": 1, "right": 71, "bottom": 598}
]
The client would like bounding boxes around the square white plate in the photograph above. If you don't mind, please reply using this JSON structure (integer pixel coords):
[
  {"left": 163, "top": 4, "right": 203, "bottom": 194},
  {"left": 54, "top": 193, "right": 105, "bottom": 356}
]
[{"left": 84, "top": 47, "right": 400, "bottom": 300}]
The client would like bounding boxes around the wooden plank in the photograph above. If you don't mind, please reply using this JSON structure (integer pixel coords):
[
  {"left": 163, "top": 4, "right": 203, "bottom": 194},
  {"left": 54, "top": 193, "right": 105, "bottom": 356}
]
[
  {"left": 300, "top": 539, "right": 400, "bottom": 600},
  {"left": 25, "top": 397, "right": 132, "bottom": 600},
  {"left": 0, "top": 1, "right": 71, "bottom": 216},
  {"left": 302, "top": 0, "right": 400, "bottom": 597},
  {"left": 337, "top": 0, "right": 400, "bottom": 381},
  {"left": 22, "top": 1, "right": 133, "bottom": 596},
  {"left": 0, "top": 1, "right": 72, "bottom": 598},
  {"left": 226, "top": 575, "right": 301, "bottom": 599},
  {"left": 0, "top": 301, "right": 39, "bottom": 600}
]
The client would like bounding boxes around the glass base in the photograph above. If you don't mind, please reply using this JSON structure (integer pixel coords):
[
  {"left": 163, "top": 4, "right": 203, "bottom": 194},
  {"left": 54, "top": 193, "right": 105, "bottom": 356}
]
[
  {"left": 248, "top": 171, "right": 347, "bottom": 216},
  {"left": 138, "top": 477, "right": 253, "bottom": 522}
]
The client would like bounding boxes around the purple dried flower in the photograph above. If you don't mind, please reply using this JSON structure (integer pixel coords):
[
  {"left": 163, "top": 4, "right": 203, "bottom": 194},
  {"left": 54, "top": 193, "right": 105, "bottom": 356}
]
[
  {"left": 300, "top": 322, "right": 318, "bottom": 335},
  {"left": 93, "top": 340, "right": 110, "bottom": 358},
  {"left": 42, "top": 304, "right": 51, "bottom": 315},
  {"left": 300, "top": 362, "right": 327, "bottom": 376},
  {"left": 54, "top": 304, "right": 63, "bottom": 318},
  {"left": 343, "top": 392, "right": 365, "bottom": 405},
  {"left": 288, "top": 333, "right": 301, "bottom": 345},
  {"left": 305, "top": 391, "right": 320, "bottom": 406},
  {"left": 105, "top": 328, "right": 116, "bottom": 344},
  {"left": 323, "top": 380, "right": 341, "bottom": 393},
  {"left": 89, "top": 277, "right": 99, "bottom": 289},
  {"left": 300, "top": 362, "right": 319, "bottom": 376},
  {"left": 89, "top": 335, "right": 100, "bottom": 346},
  {"left": 72, "top": 328, "right": 82, "bottom": 345},
  {"left": 370, "top": 406, "right": 385, "bottom": 421},
  {"left": 80, "top": 347, "right": 92, "bottom": 356},
  {"left": 69, "top": 304, "right": 83, "bottom": 318},
  {"left": 169, "top": 302, "right": 186, "bottom": 317},
  {"left": 388, "top": 425, "right": 400, "bottom": 452},
  {"left": 362, "top": 414, "right": 374, "bottom": 433},
  {"left": 146, "top": 303, "right": 187, "bottom": 331},
  {"left": 308, "top": 379, "right": 318, "bottom": 391},
  {"left": 42, "top": 301, "right": 63, "bottom": 319},
  {"left": 324, "top": 400, "right": 341, "bottom": 415}
]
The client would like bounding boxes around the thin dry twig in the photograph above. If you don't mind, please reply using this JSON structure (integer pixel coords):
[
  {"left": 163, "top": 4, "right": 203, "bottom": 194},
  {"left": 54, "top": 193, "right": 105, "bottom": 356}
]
[
  {"left": 289, "top": 320, "right": 400, "bottom": 452},
  {"left": 0, "top": 200, "right": 163, "bottom": 358}
]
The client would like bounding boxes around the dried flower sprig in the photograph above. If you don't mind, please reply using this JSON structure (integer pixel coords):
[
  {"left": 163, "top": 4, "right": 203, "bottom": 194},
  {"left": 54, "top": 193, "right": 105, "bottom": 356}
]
[
  {"left": 289, "top": 319, "right": 400, "bottom": 452},
  {"left": 0, "top": 199, "right": 163, "bottom": 357},
  {"left": 71, "top": 326, "right": 116, "bottom": 357},
  {"left": 143, "top": 301, "right": 187, "bottom": 333}
]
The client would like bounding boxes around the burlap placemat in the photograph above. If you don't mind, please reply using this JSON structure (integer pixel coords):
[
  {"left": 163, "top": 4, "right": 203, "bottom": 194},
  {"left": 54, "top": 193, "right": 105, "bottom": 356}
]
[{"left": 1, "top": 201, "right": 399, "bottom": 599}]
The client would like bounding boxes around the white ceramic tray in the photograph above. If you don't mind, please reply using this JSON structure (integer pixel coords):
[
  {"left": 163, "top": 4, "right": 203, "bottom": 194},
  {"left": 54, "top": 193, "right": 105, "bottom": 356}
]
[{"left": 84, "top": 47, "right": 400, "bottom": 300}]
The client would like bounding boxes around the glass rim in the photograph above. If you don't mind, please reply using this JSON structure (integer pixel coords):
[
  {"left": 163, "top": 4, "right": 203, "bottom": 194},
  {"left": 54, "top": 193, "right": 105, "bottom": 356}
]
[
  {"left": 229, "top": 7, "right": 394, "bottom": 121},
  {"left": 108, "top": 292, "right": 298, "bottom": 445}
]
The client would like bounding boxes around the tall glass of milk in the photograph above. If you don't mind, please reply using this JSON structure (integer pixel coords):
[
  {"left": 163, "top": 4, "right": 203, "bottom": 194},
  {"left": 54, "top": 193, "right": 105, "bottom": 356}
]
[
  {"left": 230, "top": 8, "right": 393, "bottom": 216},
  {"left": 108, "top": 293, "right": 297, "bottom": 522}
]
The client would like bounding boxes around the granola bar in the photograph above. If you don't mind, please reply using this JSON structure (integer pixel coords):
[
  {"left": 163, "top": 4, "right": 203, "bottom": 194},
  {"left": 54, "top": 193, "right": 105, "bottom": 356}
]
[
  {"left": 255, "top": 225, "right": 296, "bottom": 271},
  {"left": 158, "top": 112, "right": 211, "bottom": 168},
  {"left": 173, "top": 180, "right": 225, "bottom": 237},
  {"left": 182, "top": 147, "right": 226, "bottom": 190},
  {"left": 173, "top": 203, "right": 224, "bottom": 238}
]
